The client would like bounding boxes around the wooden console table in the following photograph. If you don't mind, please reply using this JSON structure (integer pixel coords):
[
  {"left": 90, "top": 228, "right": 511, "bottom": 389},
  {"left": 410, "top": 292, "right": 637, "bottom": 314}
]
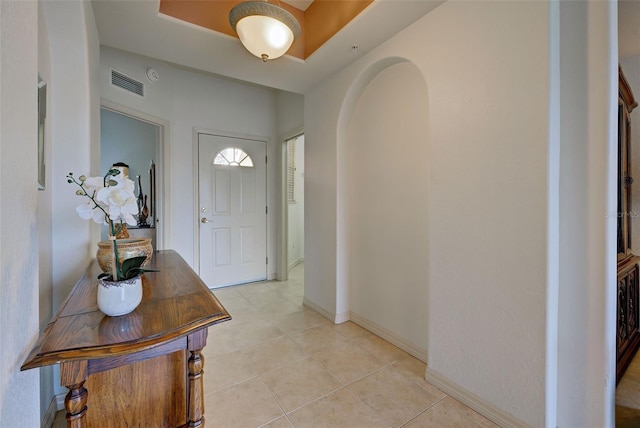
[{"left": 22, "top": 250, "right": 230, "bottom": 427}]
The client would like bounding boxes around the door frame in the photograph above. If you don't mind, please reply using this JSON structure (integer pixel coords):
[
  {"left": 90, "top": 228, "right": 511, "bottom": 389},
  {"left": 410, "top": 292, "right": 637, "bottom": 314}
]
[
  {"left": 193, "top": 128, "right": 270, "bottom": 279},
  {"left": 278, "top": 129, "right": 305, "bottom": 281},
  {"left": 100, "top": 99, "right": 170, "bottom": 251}
]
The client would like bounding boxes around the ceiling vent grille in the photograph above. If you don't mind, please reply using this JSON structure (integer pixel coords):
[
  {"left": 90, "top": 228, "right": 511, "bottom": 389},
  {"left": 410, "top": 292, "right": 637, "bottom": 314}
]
[{"left": 111, "top": 70, "right": 144, "bottom": 96}]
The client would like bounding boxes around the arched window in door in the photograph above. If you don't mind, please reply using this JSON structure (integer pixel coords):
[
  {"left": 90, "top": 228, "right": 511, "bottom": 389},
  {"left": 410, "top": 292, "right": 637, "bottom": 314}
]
[{"left": 213, "top": 147, "right": 254, "bottom": 167}]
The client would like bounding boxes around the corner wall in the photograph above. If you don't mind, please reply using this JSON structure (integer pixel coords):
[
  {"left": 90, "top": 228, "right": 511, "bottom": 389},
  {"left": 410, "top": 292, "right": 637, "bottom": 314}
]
[
  {"left": 345, "top": 61, "right": 429, "bottom": 357},
  {"left": 37, "top": 0, "right": 54, "bottom": 420},
  {"left": 554, "top": 1, "right": 618, "bottom": 426},
  {"left": 0, "top": 2, "right": 42, "bottom": 426},
  {"left": 305, "top": 2, "right": 549, "bottom": 425},
  {"left": 42, "top": 0, "right": 101, "bottom": 398}
]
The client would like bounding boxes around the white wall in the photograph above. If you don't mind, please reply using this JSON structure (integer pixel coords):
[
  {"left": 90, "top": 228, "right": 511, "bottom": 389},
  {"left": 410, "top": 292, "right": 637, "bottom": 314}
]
[
  {"left": 276, "top": 91, "right": 304, "bottom": 141},
  {"left": 0, "top": 2, "right": 41, "bottom": 426},
  {"left": 37, "top": 0, "right": 54, "bottom": 419},
  {"left": 347, "top": 61, "right": 429, "bottom": 357},
  {"left": 306, "top": 1, "right": 619, "bottom": 425},
  {"left": 43, "top": 0, "right": 101, "bottom": 398},
  {"left": 554, "top": 2, "right": 618, "bottom": 426},
  {"left": 305, "top": 2, "right": 548, "bottom": 425},
  {"left": 99, "top": 47, "right": 280, "bottom": 277}
]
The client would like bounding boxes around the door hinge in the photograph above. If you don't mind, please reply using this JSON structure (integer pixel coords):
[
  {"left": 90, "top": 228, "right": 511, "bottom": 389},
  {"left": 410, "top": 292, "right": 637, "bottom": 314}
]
[
  {"left": 266, "top": 257, "right": 268, "bottom": 265},
  {"left": 266, "top": 206, "right": 268, "bottom": 214},
  {"left": 265, "top": 155, "right": 268, "bottom": 164}
]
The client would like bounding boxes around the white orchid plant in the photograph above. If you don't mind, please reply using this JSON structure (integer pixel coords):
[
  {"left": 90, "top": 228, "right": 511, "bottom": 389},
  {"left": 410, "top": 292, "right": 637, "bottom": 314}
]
[{"left": 67, "top": 169, "right": 157, "bottom": 282}]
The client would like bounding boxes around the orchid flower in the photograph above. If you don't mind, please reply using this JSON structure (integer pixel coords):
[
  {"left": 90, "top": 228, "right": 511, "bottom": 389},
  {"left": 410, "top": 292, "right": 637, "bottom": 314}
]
[{"left": 67, "top": 169, "right": 140, "bottom": 281}]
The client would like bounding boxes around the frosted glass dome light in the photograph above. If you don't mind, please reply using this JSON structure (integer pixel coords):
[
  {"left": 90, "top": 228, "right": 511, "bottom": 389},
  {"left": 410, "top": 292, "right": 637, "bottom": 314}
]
[{"left": 229, "top": 1, "right": 301, "bottom": 62}]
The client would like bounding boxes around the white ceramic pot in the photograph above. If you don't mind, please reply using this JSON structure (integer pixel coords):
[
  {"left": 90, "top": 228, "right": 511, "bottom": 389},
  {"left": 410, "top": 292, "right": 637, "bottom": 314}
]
[{"left": 97, "top": 276, "right": 143, "bottom": 317}]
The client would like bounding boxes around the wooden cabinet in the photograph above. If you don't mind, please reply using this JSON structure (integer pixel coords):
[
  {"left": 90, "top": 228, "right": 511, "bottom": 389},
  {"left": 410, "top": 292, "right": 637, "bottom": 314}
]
[
  {"left": 618, "top": 256, "right": 640, "bottom": 382},
  {"left": 617, "top": 66, "right": 640, "bottom": 383},
  {"left": 618, "top": 66, "right": 638, "bottom": 261},
  {"left": 21, "top": 250, "right": 230, "bottom": 427}
]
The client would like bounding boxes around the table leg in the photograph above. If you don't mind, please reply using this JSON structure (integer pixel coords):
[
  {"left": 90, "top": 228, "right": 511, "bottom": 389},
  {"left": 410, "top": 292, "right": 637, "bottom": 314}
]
[
  {"left": 187, "top": 350, "right": 205, "bottom": 427},
  {"left": 187, "top": 329, "right": 208, "bottom": 427},
  {"left": 64, "top": 382, "right": 88, "bottom": 428},
  {"left": 61, "top": 360, "right": 88, "bottom": 428}
]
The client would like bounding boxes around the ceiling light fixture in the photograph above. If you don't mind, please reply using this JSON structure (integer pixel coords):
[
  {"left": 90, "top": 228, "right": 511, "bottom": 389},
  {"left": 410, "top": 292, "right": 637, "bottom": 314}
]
[{"left": 229, "top": 1, "right": 301, "bottom": 62}]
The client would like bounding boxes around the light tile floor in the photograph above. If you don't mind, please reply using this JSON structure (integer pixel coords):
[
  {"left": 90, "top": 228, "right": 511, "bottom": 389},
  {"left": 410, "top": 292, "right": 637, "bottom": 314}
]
[
  {"left": 53, "top": 263, "right": 499, "bottom": 427},
  {"left": 616, "top": 351, "right": 640, "bottom": 427},
  {"left": 200, "top": 263, "right": 498, "bottom": 428}
]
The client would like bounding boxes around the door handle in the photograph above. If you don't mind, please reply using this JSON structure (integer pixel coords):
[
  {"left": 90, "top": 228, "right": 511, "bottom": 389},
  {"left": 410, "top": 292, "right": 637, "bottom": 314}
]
[{"left": 201, "top": 217, "right": 210, "bottom": 224}]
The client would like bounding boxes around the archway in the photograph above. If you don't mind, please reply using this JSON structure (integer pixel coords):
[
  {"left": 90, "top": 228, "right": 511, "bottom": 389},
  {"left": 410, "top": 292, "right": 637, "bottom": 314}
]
[{"left": 336, "top": 58, "right": 430, "bottom": 359}]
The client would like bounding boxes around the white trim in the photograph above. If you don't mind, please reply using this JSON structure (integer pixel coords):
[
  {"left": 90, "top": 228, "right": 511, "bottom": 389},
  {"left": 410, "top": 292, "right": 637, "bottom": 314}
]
[
  {"left": 288, "top": 257, "right": 304, "bottom": 271},
  {"left": 56, "top": 392, "right": 65, "bottom": 410},
  {"left": 100, "top": 99, "right": 170, "bottom": 251},
  {"left": 192, "top": 128, "right": 201, "bottom": 274},
  {"left": 41, "top": 395, "right": 59, "bottom": 428},
  {"left": 425, "top": 368, "right": 528, "bottom": 428},
  {"left": 303, "top": 297, "right": 336, "bottom": 322},
  {"left": 545, "top": 2, "right": 560, "bottom": 426},
  {"left": 334, "top": 310, "right": 350, "bottom": 325},
  {"left": 277, "top": 138, "right": 288, "bottom": 281},
  {"left": 350, "top": 311, "right": 428, "bottom": 363},
  {"left": 301, "top": 300, "right": 428, "bottom": 363}
]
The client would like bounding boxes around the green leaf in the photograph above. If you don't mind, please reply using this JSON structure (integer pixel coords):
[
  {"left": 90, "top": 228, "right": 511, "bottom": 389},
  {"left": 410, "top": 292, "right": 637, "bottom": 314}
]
[{"left": 120, "top": 256, "right": 147, "bottom": 278}]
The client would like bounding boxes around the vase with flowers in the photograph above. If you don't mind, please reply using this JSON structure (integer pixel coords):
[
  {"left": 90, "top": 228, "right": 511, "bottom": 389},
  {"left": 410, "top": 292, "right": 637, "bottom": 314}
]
[{"left": 67, "top": 169, "right": 157, "bottom": 316}]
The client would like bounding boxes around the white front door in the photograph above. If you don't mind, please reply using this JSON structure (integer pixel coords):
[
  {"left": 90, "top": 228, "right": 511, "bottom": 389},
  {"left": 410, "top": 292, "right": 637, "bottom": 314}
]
[{"left": 198, "top": 133, "right": 267, "bottom": 288}]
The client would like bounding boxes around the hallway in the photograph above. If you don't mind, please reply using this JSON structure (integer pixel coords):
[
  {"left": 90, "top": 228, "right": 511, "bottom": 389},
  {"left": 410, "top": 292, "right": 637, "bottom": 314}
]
[
  {"left": 52, "top": 263, "right": 498, "bottom": 427},
  {"left": 198, "top": 263, "right": 497, "bottom": 427}
]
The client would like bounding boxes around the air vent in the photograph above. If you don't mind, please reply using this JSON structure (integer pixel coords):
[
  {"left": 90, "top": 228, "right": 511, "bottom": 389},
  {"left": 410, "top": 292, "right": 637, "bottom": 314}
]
[{"left": 111, "top": 70, "right": 144, "bottom": 96}]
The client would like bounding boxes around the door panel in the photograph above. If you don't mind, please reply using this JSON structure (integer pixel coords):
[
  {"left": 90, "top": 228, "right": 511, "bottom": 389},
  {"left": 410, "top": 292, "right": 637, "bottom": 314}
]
[{"left": 198, "top": 133, "right": 267, "bottom": 288}]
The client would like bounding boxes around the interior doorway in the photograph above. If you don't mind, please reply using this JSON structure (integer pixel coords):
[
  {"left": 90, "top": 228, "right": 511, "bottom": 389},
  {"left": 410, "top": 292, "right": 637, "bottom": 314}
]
[
  {"left": 286, "top": 134, "right": 305, "bottom": 272},
  {"left": 100, "top": 106, "right": 164, "bottom": 249}
]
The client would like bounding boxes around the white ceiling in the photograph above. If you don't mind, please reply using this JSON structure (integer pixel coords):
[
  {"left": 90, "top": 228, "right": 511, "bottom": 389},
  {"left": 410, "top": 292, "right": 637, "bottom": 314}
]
[
  {"left": 91, "top": 0, "right": 444, "bottom": 94},
  {"left": 91, "top": 1, "right": 640, "bottom": 93}
]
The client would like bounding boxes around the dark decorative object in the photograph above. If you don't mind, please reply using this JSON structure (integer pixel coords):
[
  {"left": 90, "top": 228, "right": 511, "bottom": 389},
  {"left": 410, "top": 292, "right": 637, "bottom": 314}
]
[
  {"left": 150, "top": 160, "right": 155, "bottom": 219},
  {"left": 137, "top": 175, "right": 149, "bottom": 227},
  {"left": 618, "top": 261, "right": 640, "bottom": 383},
  {"left": 38, "top": 76, "right": 46, "bottom": 190}
]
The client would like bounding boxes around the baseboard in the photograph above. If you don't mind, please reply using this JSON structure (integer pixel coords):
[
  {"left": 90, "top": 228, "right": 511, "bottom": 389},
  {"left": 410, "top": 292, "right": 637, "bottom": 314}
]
[
  {"left": 350, "top": 312, "right": 428, "bottom": 363},
  {"left": 41, "top": 395, "right": 58, "bottom": 428},
  {"left": 288, "top": 258, "right": 304, "bottom": 271},
  {"left": 300, "top": 301, "right": 429, "bottom": 363},
  {"left": 425, "top": 368, "right": 528, "bottom": 428},
  {"left": 302, "top": 297, "right": 335, "bottom": 322},
  {"left": 56, "top": 392, "right": 65, "bottom": 411},
  {"left": 334, "top": 310, "right": 350, "bottom": 324}
]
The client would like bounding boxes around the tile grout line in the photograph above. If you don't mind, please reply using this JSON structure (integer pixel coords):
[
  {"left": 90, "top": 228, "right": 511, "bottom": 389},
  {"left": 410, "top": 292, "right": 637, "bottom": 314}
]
[{"left": 397, "top": 395, "right": 448, "bottom": 428}]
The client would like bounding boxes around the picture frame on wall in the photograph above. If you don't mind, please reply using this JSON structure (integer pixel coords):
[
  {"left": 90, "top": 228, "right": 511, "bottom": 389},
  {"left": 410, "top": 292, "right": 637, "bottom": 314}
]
[{"left": 38, "top": 76, "right": 46, "bottom": 191}]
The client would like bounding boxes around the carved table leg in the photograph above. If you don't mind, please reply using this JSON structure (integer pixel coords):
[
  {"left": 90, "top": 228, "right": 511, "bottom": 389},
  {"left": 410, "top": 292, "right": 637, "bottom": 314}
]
[
  {"left": 60, "top": 360, "right": 88, "bottom": 428},
  {"left": 187, "top": 329, "right": 208, "bottom": 428},
  {"left": 64, "top": 382, "right": 88, "bottom": 428}
]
